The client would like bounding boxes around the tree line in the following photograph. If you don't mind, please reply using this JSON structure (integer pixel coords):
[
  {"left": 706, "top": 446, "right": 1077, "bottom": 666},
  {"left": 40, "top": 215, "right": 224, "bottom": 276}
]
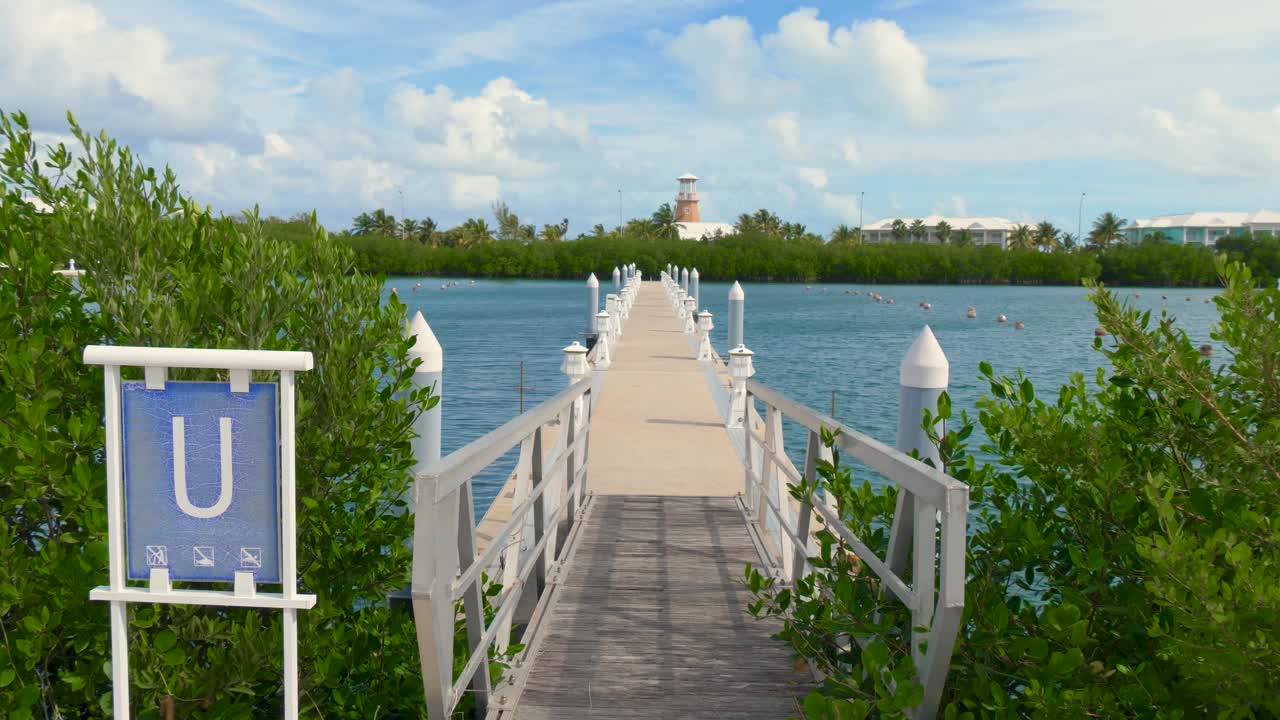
[{"left": 310, "top": 203, "right": 1280, "bottom": 287}]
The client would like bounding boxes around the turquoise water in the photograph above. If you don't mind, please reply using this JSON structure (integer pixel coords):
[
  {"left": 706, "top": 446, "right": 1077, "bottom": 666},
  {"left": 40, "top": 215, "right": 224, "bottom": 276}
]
[{"left": 386, "top": 277, "right": 1222, "bottom": 514}]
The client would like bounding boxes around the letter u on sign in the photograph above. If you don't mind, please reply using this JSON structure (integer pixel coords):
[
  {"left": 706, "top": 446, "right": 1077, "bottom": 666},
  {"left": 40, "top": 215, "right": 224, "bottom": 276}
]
[{"left": 172, "top": 416, "right": 234, "bottom": 519}]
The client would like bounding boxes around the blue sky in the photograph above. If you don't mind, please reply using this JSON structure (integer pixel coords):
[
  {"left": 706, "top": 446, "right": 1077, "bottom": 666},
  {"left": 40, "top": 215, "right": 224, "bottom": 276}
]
[{"left": 4, "top": 0, "right": 1278, "bottom": 236}]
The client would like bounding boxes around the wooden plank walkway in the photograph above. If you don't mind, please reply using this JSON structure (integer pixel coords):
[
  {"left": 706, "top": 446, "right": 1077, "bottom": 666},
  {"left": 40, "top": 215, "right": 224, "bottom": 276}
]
[{"left": 501, "top": 281, "right": 812, "bottom": 719}]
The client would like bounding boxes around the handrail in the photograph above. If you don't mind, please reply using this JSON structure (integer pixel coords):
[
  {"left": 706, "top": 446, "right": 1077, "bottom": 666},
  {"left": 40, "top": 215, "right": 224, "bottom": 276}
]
[
  {"left": 424, "top": 377, "right": 592, "bottom": 501},
  {"left": 747, "top": 380, "right": 965, "bottom": 506},
  {"left": 411, "top": 376, "right": 595, "bottom": 719},
  {"left": 737, "top": 380, "right": 968, "bottom": 720}
]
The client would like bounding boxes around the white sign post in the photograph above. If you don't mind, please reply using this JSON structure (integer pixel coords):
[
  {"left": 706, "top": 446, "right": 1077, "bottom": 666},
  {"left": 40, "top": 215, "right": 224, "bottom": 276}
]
[{"left": 84, "top": 346, "right": 316, "bottom": 719}]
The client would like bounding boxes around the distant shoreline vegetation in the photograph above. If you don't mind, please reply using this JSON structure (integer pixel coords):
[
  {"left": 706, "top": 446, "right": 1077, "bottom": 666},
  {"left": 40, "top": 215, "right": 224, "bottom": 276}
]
[{"left": 266, "top": 204, "right": 1280, "bottom": 287}]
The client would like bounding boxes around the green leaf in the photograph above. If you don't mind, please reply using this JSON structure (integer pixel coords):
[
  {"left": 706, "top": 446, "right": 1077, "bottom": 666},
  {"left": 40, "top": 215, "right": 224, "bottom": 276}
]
[{"left": 153, "top": 629, "right": 177, "bottom": 652}]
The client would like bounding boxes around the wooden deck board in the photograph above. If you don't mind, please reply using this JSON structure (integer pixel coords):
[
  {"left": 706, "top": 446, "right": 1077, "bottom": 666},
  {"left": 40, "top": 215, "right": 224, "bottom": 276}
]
[{"left": 509, "top": 495, "right": 810, "bottom": 719}]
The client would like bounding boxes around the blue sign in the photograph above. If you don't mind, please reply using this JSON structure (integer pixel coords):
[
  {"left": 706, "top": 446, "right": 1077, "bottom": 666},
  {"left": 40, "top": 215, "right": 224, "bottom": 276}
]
[{"left": 123, "top": 381, "right": 280, "bottom": 583}]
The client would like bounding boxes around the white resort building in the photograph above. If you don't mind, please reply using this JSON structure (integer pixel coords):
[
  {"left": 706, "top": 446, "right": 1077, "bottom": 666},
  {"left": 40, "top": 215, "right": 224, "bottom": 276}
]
[
  {"left": 673, "top": 174, "right": 735, "bottom": 241},
  {"left": 861, "top": 216, "right": 1018, "bottom": 249},
  {"left": 1124, "top": 211, "right": 1280, "bottom": 245}
]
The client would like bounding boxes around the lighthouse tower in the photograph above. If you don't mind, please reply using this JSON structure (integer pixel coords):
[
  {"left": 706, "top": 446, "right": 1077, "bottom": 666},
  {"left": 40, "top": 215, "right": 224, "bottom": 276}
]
[{"left": 675, "top": 174, "right": 701, "bottom": 223}]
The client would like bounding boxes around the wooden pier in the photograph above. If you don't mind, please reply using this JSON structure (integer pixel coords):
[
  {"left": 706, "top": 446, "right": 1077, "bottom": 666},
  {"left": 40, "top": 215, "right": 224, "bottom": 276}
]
[{"left": 408, "top": 268, "right": 970, "bottom": 720}]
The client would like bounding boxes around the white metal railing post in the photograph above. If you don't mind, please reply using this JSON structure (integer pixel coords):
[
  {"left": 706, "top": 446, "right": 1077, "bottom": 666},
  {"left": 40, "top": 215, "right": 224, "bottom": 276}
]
[
  {"left": 595, "top": 311, "right": 612, "bottom": 367},
  {"left": 696, "top": 311, "right": 715, "bottom": 361},
  {"left": 887, "top": 326, "right": 949, "bottom": 580},
  {"left": 727, "top": 345, "right": 755, "bottom": 429}
]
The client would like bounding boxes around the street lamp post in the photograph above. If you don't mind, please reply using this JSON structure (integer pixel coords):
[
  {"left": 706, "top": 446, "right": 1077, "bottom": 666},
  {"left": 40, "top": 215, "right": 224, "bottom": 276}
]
[
  {"left": 859, "top": 190, "right": 865, "bottom": 232},
  {"left": 397, "top": 186, "right": 405, "bottom": 240},
  {"left": 1077, "top": 192, "right": 1086, "bottom": 244}
]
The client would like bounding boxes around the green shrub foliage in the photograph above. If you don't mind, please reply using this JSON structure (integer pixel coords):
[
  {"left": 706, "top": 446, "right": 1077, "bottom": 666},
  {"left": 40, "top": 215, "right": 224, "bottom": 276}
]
[
  {"left": 0, "top": 111, "right": 440, "bottom": 718},
  {"left": 331, "top": 216, "right": 1280, "bottom": 288},
  {"left": 750, "top": 258, "right": 1280, "bottom": 717}
]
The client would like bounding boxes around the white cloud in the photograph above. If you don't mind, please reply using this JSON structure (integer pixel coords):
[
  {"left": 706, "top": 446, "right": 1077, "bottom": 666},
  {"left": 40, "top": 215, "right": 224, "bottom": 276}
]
[
  {"left": 796, "top": 167, "right": 829, "bottom": 188},
  {"left": 1140, "top": 90, "right": 1280, "bottom": 179},
  {"left": 448, "top": 174, "right": 501, "bottom": 210},
  {"left": 931, "top": 195, "right": 969, "bottom": 216},
  {"left": 0, "top": 0, "right": 249, "bottom": 144},
  {"left": 822, "top": 192, "right": 863, "bottom": 222},
  {"left": 840, "top": 138, "right": 862, "bottom": 166},
  {"left": 665, "top": 15, "right": 766, "bottom": 106},
  {"left": 668, "top": 8, "right": 940, "bottom": 124},
  {"left": 386, "top": 77, "right": 589, "bottom": 177},
  {"left": 766, "top": 112, "right": 802, "bottom": 156}
]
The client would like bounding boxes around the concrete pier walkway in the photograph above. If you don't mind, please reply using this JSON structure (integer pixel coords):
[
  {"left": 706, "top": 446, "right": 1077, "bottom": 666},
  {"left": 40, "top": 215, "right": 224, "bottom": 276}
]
[
  {"left": 585, "top": 284, "right": 743, "bottom": 496},
  {"left": 502, "top": 281, "right": 811, "bottom": 719}
]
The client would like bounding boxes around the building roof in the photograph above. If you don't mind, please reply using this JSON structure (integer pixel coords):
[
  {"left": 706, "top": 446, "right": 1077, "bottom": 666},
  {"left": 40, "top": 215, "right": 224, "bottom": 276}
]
[
  {"left": 677, "top": 173, "right": 699, "bottom": 181},
  {"left": 1125, "top": 211, "right": 1280, "bottom": 230},
  {"left": 862, "top": 215, "right": 1019, "bottom": 232},
  {"left": 676, "top": 222, "right": 735, "bottom": 240}
]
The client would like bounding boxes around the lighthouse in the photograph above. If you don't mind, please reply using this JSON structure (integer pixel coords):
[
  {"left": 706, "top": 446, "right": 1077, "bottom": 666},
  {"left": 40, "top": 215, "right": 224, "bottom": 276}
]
[{"left": 675, "top": 173, "right": 701, "bottom": 223}]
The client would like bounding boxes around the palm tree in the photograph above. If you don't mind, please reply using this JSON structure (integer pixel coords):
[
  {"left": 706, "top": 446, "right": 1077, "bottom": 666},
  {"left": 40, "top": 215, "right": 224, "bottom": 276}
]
[
  {"left": 1146, "top": 229, "right": 1171, "bottom": 244},
  {"left": 1008, "top": 224, "right": 1036, "bottom": 250},
  {"left": 492, "top": 200, "right": 522, "bottom": 242},
  {"left": 890, "top": 219, "right": 908, "bottom": 242},
  {"left": 753, "top": 209, "right": 783, "bottom": 236},
  {"left": 416, "top": 217, "right": 438, "bottom": 245},
  {"left": 935, "top": 220, "right": 952, "bottom": 245},
  {"left": 781, "top": 222, "right": 807, "bottom": 242},
  {"left": 909, "top": 219, "right": 927, "bottom": 242},
  {"left": 370, "top": 208, "right": 397, "bottom": 236},
  {"left": 651, "top": 203, "right": 678, "bottom": 239},
  {"left": 1060, "top": 232, "right": 1078, "bottom": 251},
  {"left": 351, "top": 212, "right": 376, "bottom": 235},
  {"left": 829, "top": 224, "right": 860, "bottom": 246},
  {"left": 459, "top": 218, "right": 494, "bottom": 248},
  {"left": 1034, "top": 221, "right": 1059, "bottom": 251},
  {"left": 953, "top": 229, "right": 973, "bottom": 247},
  {"left": 539, "top": 223, "right": 566, "bottom": 243},
  {"left": 1088, "top": 212, "right": 1127, "bottom": 250},
  {"left": 402, "top": 218, "right": 419, "bottom": 239},
  {"left": 591, "top": 223, "right": 608, "bottom": 239}
]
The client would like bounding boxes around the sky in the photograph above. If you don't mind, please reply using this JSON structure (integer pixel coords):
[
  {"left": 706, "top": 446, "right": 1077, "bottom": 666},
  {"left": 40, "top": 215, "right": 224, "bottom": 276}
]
[{"left": 3, "top": 0, "right": 1278, "bottom": 236}]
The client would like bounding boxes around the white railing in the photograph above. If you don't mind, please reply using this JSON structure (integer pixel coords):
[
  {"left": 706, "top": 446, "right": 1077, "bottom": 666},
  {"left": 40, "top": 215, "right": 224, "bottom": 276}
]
[
  {"left": 411, "top": 377, "right": 593, "bottom": 719},
  {"left": 740, "top": 380, "right": 969, "bottom": 720}
]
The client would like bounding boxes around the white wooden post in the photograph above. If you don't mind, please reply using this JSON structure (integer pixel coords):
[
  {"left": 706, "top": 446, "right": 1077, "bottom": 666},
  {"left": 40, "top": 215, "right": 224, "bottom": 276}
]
[
  {"left": 612, "top": 266, "right": 621, "bottom": 294},
  {"left": 680, "top": 266, "right": 689, "bottom": 294},
  {"left": 886, "top": 326, "right": 949, "bottom": 579},
  {"left": 585, "top": 273, "right": 599, "bottom": 336},
  {"left": 408, "top": 311, "right": 443, "bottom": 499},
  {"left": 728, "top": 281, "right": 745, "bottom": 350},
  {"left": 792, "top": 430, "right": 820, "bottom": 584},
  {"left": 690, "top": 268, "right": 700, "bottom": 310}
]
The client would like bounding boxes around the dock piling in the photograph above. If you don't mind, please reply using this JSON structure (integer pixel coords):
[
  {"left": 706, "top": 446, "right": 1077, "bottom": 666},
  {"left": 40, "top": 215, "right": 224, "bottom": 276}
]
[
  {"left": 728, "top": 281, "right": 745, "bottom": 350},
  {"left": 612, "top": 266, "right": 621, "bottom": 294},
  {"left": 691, "top": 268, "right": 700, "bottom": 310},
  {"left": 886, "top": 325, "right": 949, "bottom": 578},
  {"left": 586, "top": 273, "right": 600, "bottom": 336}
]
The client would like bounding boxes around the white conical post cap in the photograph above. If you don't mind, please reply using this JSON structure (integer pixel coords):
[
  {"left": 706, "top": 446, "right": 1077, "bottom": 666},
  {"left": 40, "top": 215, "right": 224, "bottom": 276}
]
[
  {"left": 729, "top": 281, "right": 744, "bottom": 299},
  {"left": 900, "top": 325, "right": 948, "bottom": 389},
  {"left": 587, "top": 273, "right": 598, "bottom": 287},
  {"left": 691, "top": 268, "right": 699, "bottom": 279},
  {"left": 407, "top": 311, "right": 442, "bottom": 373}
]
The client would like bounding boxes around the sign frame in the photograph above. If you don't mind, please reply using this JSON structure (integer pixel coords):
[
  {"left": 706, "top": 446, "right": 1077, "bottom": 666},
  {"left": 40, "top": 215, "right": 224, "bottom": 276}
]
[{"left": 84, "top": 345, "right": 316, "bottom": 720}]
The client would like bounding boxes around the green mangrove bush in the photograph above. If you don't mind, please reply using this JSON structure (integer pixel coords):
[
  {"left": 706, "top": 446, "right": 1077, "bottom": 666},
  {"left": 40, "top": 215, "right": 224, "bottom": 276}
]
[
  {"left": 0, "top": 111, "right": 444, "bottom": 718},
  {"left": 749, "top": 258, "right": 1280, "bottom": 718}
]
